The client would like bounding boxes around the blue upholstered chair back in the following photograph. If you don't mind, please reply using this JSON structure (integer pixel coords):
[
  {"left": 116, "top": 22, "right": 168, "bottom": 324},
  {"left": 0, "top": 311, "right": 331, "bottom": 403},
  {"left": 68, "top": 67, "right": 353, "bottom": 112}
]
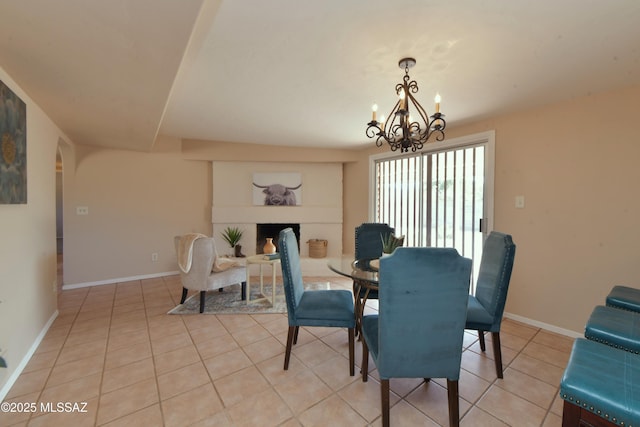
[
  {"left": 377, "top": 247, "right": 472, "bottom": 380},
  {"left": 474, "top": 231, "right": 516, "bottom": 331},
  {"left": 279, "top": 228, "right": 305, "bottom": 325},
  {"left": 355, "top": 223, "right": 395, "bottom": 260}
]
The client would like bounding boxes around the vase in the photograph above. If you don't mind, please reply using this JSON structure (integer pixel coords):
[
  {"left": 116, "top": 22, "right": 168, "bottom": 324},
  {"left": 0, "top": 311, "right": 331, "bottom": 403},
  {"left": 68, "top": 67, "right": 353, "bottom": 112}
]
[
  {"left": 263, "top": 238, "right": 276, "bottom": 254},
  {"left": 234, "top": 244, "right": 245, "bottom": 257}
]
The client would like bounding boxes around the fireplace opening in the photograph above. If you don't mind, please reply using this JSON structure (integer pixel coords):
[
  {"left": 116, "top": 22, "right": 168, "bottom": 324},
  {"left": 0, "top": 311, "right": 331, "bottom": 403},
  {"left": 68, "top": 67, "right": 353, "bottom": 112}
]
[{"left": 256, "top": 223, "right": 300, "bottom": 254}]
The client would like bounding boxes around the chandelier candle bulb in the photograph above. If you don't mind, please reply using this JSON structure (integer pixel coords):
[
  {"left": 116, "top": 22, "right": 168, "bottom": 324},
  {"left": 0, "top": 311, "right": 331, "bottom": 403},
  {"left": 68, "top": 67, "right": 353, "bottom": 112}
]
[
  {"left": 372, "top": 104, "right": 378, "bottom": 121},
  {"left": 435, "top": 93, "right": 441, "bottom": 113}
]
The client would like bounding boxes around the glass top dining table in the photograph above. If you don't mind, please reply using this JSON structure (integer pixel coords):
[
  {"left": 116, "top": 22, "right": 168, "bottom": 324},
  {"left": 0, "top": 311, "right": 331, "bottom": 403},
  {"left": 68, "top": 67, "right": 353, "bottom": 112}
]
[{"left": 327, "top": 255, "right": 379, "bottom": 288}]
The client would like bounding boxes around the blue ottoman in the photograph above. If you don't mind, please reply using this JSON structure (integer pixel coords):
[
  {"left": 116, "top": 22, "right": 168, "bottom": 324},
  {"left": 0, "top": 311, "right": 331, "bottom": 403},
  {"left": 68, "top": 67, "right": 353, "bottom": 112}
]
[
  {"left": 607, "top": 285, "right": 640, "bottom": 312},
  {"left": 560, "top": 338, "right": 640, "bottom": 427},
  {"left": 585, "top": 305, "right": 640, "bottom": 354}
]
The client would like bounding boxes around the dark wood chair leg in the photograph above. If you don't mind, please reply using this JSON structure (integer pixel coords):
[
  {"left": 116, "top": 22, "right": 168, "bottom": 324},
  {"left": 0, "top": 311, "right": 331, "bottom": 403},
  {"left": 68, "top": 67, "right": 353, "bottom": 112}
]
[
  {"left": 199, "top": 291, "right": 206, "bottom": 313},
  {"left": 447, "top": 379, "right": 460, "bottom": 427},
  {"left": 352, "top": 281, "right": 361, "bottom": 338},
  {"left": 218, "top": 288, "right": 224, "bottom": 292},
  {"left": 284, "top": 326, "right": 296, "bottom": 370},
  {"left": 361, "top": 339, "right": 369, "bottom": 382},
  {"left": 562, "top": 400, "right": 581, "bottom": 427},
  {"left": 491, "top": 331, "right": 504, "bottom": 378},
  {"left": 381, "top": 379, "right": 390, "bottom": 427},
  {"left": 241, "top": 281, "right": 246, "bottom": 300},
  {"left": 180, "top": 287, "right": 188, "bottom": 304},
  {"left": 348, "top": 327, "right": 355, "bottom": 376},
  {"left": 293, "top": 325, "right": 300, "bottom": 345},
  {"left": 478, "top": 330, "right": 486, "bottom": 351}
]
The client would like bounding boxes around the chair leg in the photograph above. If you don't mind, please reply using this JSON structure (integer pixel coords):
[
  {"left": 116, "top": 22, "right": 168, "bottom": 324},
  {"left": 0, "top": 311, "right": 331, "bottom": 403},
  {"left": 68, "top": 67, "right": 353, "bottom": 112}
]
[
  {"left": 491, "top": 331, "right": 504, "bottom": 379},
  {"left": 381, "top": 379, "right": 390, "bottom": 427},
  {"left": 478, "top": 330, "right": 486, "bottom": 351},
  {"left": 284, "top": 326, "right": 296, "bottom": 370},
  {"left": 180, "top": 287, "right": 188, "bottom": 304},
  {"left": 293, "top": 325, "right": 300, "bottom": 345},
  {"left": 352, "top": 281, "right": 361, "bottom": 338},
  {"left": 241, "top": 281, "right": 246, "bottom": 300},
  {"left": 348, "top": 327, "right": 355, "bottom": 376},
  {"left": 361, "top": 339, "right": 369, "bottom": 382},
  {"left": 199, "top": 291, "right": 206, "bottom": 313},
  {"left": 446, "top": 379, "right": 460, "bottom": 427}
]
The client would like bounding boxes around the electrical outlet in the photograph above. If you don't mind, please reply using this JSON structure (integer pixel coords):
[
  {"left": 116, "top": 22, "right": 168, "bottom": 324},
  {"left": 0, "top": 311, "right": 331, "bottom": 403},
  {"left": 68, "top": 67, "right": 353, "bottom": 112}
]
[
  {"left": 515, "top": 195, "right": 525, "bottom": 209},
  {"left": 151, "top": 253, "right": 159, "bottom": 262},
  {"left": 76, "top": 206, "right": 89, "bottom": 215}
]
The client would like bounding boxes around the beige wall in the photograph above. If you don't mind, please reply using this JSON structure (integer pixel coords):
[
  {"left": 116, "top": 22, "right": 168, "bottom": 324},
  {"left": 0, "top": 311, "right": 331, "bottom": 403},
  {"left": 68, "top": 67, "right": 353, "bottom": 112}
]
[
  {"left": 62, "top": 136, "right": 212, "bottom": 286},
  {"left": 0, "top": 67, "right": 59, "bottom": 395},
  {"left": 343, "top": 84, "right": 640, "bottom": 333}
]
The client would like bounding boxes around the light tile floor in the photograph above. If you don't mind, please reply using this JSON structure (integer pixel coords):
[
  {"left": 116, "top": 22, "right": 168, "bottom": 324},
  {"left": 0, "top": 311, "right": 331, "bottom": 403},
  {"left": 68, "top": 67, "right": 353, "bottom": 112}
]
[{"left": 1, "top": 274, "right": 573, "bottom": 426}]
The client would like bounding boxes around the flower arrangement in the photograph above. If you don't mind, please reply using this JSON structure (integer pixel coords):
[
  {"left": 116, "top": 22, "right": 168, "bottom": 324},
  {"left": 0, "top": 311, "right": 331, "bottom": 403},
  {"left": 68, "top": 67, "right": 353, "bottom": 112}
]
[{"left": 381, "top": 232, "right": 405, "bottom": 254}]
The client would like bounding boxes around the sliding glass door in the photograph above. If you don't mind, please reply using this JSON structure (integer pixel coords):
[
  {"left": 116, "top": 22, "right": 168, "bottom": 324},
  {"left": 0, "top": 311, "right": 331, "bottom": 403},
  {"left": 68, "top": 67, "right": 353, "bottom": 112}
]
[{"left": 370, "top": 132, "right": 495, "bottom": 288}]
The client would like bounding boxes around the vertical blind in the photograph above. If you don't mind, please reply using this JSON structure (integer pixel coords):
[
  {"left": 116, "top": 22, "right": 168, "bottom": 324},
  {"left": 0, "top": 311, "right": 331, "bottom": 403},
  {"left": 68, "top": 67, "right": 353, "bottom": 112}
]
[{"left": 374, "top": 145, "right": 486, "bottom": 284}]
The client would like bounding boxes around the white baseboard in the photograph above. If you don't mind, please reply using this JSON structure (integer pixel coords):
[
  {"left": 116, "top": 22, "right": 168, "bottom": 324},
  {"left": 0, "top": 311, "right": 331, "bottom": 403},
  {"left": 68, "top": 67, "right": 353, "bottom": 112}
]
[
  {"left": 62, "top": 271, "right": 180, "bottom": 290},
  {"left": 0, "top": 310, "right": 59, "bottom": 402},
  {"left": 62, "top": 258, "right": 336, "bottom": 290},
  {"left": 504, "top": 312, "right": 582, "bottom": 338}
]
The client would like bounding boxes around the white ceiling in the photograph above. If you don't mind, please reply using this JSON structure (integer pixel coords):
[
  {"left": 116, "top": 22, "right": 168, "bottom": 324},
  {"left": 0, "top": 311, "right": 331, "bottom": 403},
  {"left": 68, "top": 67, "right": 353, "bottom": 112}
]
[{"left": 2, "top": 0, "right": 640, "bottom": 152}]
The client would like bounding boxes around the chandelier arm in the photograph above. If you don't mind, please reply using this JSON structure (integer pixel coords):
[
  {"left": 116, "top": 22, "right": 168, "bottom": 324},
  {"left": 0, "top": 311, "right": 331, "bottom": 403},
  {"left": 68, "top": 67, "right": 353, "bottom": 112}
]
[
  {"left": 407, "top": 79, "right": 419, "bottom": 94},
  {"left": 366, "top": 123, "right": 382, "bottom": 139}
]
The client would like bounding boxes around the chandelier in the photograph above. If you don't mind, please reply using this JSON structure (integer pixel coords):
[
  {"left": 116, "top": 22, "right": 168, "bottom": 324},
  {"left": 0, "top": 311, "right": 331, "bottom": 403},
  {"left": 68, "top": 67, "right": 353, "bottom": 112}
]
[{"left": 366, "top": 58, "right": 445, "bottom": 152}]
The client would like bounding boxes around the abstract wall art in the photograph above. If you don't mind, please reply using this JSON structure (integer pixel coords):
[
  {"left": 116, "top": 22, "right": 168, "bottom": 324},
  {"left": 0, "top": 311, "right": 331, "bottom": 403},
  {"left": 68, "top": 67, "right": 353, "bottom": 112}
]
[{"left": 0, "top": 79, "right": 27, "bottom": 204}]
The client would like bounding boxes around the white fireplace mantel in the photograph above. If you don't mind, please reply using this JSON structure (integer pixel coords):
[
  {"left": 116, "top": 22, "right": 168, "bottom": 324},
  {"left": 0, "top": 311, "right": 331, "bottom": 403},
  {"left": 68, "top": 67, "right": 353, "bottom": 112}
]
[{"left": 211, "top": 161, "right": 344, "bottom": 271}]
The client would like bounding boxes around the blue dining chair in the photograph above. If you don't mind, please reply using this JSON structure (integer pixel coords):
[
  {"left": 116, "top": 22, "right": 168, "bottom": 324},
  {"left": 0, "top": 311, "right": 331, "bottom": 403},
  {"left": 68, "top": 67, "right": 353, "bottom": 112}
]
[
  {"left": 465, "top": 231, "right": 516, "bottom": 379},
  {"left": 353, "top": 223, "right": 395, "bottom": 335},
  {"left": 361, "top": 247, "right": 472, "bottom": 427},
  {"left": 278, "top": 228, "right": 355, "bottom": 375},
  {"left": 355, "top": 222, "right": 395, "bottom": 260}
]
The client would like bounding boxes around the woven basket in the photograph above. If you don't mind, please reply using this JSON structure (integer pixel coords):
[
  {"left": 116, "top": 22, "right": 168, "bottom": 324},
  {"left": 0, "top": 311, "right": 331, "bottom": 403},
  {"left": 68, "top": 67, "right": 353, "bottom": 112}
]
[{"left": 307, "top": 239, "right": 328, "bottom": 258}]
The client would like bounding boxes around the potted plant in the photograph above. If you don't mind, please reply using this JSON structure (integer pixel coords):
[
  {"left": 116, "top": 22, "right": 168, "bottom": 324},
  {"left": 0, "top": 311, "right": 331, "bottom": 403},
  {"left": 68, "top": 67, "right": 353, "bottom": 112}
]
[
  {"left": 381, "top": 232, "right": 404, "bottom": 256},
  {"left": 221, "top": 226, "right": 245, "bottom": 257}
]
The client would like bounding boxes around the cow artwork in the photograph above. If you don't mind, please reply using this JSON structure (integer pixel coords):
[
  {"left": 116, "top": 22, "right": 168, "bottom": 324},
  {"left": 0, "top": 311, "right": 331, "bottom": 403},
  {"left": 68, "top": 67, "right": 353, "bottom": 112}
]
[
  {"left": 252, "top": 172, "right": 302, "bottom": 206},
  {"left": 253, "top": 182, "right": 301, "bottom": 205}
]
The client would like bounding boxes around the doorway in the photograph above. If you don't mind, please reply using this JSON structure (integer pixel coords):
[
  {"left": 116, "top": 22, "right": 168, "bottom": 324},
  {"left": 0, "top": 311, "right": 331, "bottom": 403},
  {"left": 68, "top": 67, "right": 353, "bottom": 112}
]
[{"left": 369, "top": 131, "right": 495, "bottom": 288}]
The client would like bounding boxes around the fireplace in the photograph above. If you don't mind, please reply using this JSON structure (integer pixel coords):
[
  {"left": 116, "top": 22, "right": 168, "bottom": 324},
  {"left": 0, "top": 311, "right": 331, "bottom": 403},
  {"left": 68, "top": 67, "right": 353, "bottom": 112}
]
[{"left": 256, "top": 223, "right": 300, "bottom": 254}]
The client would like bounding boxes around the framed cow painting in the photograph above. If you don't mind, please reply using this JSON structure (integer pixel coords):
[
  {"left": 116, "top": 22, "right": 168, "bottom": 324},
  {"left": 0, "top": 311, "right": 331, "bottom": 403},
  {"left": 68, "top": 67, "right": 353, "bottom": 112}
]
[{"left": 252, "top": 172, "right": 302, "bottom": 206}]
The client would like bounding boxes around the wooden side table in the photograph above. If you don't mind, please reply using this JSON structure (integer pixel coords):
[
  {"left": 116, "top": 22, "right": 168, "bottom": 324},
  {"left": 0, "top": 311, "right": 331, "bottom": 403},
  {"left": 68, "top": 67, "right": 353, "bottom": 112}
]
[{"left": 245, "top": 254, "right": 281, "bottom": 304}]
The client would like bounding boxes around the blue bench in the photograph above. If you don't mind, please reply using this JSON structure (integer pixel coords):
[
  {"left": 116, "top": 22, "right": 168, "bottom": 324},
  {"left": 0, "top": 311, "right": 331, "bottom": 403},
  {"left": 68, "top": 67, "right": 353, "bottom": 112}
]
[
  {"left": 585, "top": 305, "right": 640, "bottom": 354},
  {"left": 607, "top": 285, "right": 640, "bottom": 313},
  {"left": 560, "top": 338, "right": 640, "bottom": 427}
]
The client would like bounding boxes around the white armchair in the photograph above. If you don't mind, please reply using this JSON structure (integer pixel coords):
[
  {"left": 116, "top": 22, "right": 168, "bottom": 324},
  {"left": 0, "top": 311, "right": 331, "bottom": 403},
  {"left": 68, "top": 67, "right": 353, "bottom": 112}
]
[{"left": 174, "top": 235, "right": 247, "bottom": 313}]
